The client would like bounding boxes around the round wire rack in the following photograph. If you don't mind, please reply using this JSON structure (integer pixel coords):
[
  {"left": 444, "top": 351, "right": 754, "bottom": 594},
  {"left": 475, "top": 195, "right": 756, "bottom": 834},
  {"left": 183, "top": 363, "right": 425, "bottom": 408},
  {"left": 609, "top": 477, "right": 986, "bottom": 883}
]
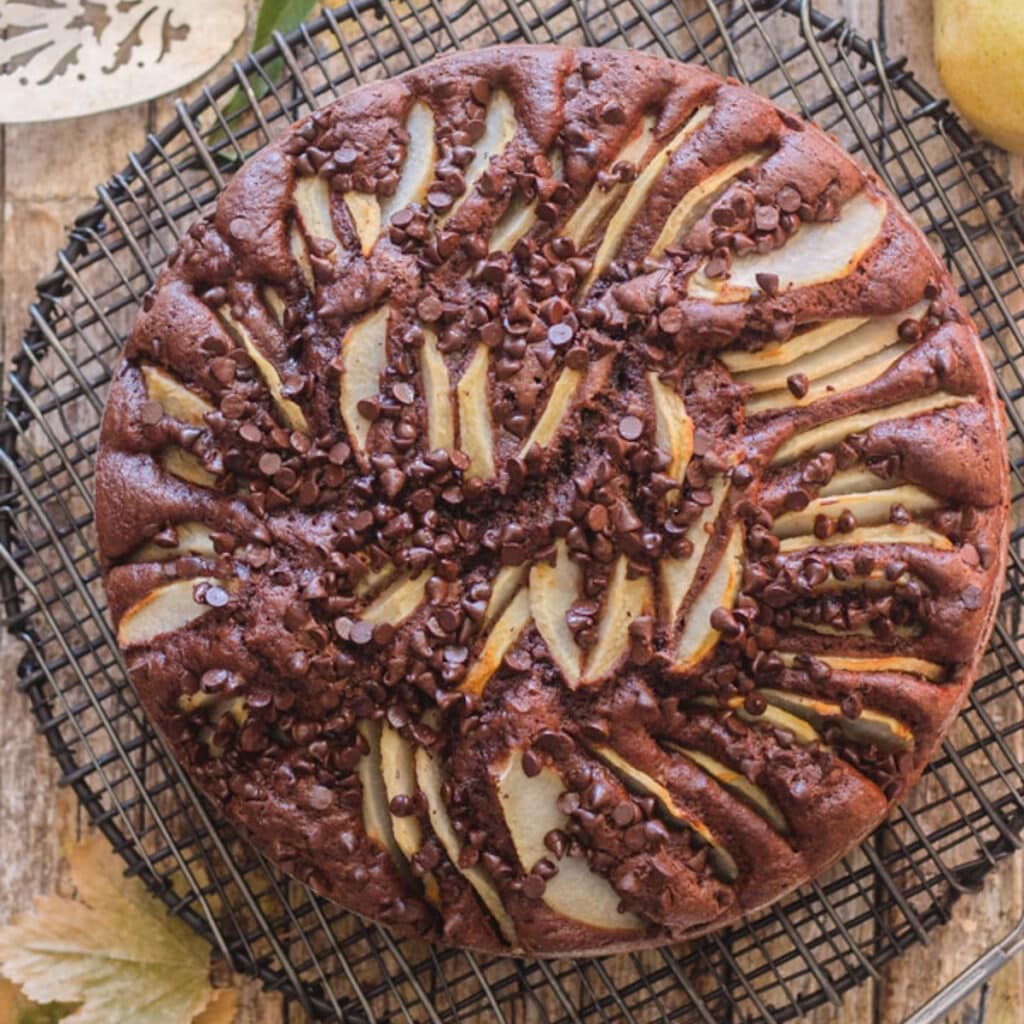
[{"left": 2, "top": 1, "right": 1024, "bottom": 1021}]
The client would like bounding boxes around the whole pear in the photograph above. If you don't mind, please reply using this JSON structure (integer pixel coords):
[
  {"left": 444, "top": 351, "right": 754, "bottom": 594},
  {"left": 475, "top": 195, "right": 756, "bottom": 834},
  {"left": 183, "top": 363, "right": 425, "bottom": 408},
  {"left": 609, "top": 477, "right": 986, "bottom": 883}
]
[{"left": 934, "top": 0, "right": 1024, "bottom": 154}]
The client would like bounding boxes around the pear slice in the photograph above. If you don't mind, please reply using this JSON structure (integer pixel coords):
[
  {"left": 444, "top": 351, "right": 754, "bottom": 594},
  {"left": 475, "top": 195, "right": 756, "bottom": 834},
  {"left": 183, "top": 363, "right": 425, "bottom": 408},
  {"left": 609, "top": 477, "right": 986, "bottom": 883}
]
[
  {"left": 759, "top": 689, "right": 915, "bottom": 753},
  {"left": 380, "top": 723, "right": 424, "bottom": 861},
  {"left": 490, "top": 150, "right": 564, "bottom": 253},
  {"left": 160, "top": 448, "right": 218, "bottom": 489},
  {"left": 116, "top": 577, "right": 221, "bottom": 647},
  {"left": 141, "top": 365, "right": 213, "bottom": 427},
  {"left": 482, "top": 564, "right": 529, "bottom": 630},
  {"left": 356, "top": 720, "right": 409, "bottom": 871},
  {"left": 218, "top": 307, "right": 308, "bottom": 434},
  {"left": 664, "top": 743, "right": 789, "bottom": 835},
  {"left": 342, "top": 191, "right": 381, "bottom": 256},
  {"left": 361, "top": 571, "right": 428, "bottom": 627},
  {"left": 660, "top": 476, "right": 731, "bottom": 625},
  {"left": 519, "top": 367, "right": 583, "bottom": 455},
  {"left": 584, "top": 105, "right": 714, "bottom": 291},
  {"left": 819, "top": 467, "right": 899, "bottom": 497},
  {"left": 262, "top": 285, "right": 287, "bottom": 327},
  {"left": 586, "top": 744, "right": 717, "bottom": 848},
  {"left": 777, "top": 651, "right": 945, "bottom": 682},
  {"left": 293, "top": 174, "right": 342, "bottom": 250},
  {"left": 461, "top": 586, "right": 532, "bottom": 696},
  {"left": 648, "top": 371, "right": 693, "bottom": 488},
  {"left": 456, "top": 344, "right": 495, "bottom": 480},
  {"left": 773, "top": 485, "right": 944, "bottom": 539},
  {"left": 779, "top": 522, "right": 953, "bottom": 554},
  {"left": 441, "top": 90, "right": 517, "bottom": 225},
  {"left": 529, "top": 540, "right": 583, "bottom": 685},
  {"left": 130, "top": 522, "right": 217, "bottom": 563},
  {"left": 721, "top": 318, "right": 868, "bottom": 373},
  {"left": 421, "top": 329, "right": 455, "bottom": 452},
  {"left": 700, "top": 694, "right": 821, "bottom": 747},
  {"left": 290, "top": 222, "right": 314, "bottom": 291},
  {"left": 563, "top": 116, "right": 657, "bottom": 248},
  {"left": 747, "top": 343, "right": 913, "bottom": 415},
  {"left": 674, "top": 525, "right": 744, "bottom": 670},
  {"left": 582, "top": 556, "right": 653, "bottom": 684},
  {"left": 380, "top": 101, "right": 437, "bottom": 224},
  {"left": 650, "top": 149, "right": 766, "bottom": 258},
  {"left": 794, "top": 618, "right": 921, "bottom": 640},
  {"left": 339, "top": 305, "right": 390, "bottom": 459},
  {"left": 416, "top": 741, "right": 518, "bottom": 945},
  {"left": 771, "top": 392, "right": 965, "bottom": 466},
  {"left": 691, "top": 190, "right": 888, "bottom": 301},
  {"left": 495, "top": 750, "right": 644, "bottom": 932},
  {"left": 353, "top": 557, "right": 399, "bottom": 599},
  {"left": 735, "top": 303, "right": 928, "bottom": 394}
]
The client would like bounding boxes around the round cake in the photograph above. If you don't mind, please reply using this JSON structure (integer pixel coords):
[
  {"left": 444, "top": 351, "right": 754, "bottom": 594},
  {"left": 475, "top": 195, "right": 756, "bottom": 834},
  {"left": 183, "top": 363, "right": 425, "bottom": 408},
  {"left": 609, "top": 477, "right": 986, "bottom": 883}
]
[{"left": 97, "top": 45, "right": 1008, "bottom": 955}]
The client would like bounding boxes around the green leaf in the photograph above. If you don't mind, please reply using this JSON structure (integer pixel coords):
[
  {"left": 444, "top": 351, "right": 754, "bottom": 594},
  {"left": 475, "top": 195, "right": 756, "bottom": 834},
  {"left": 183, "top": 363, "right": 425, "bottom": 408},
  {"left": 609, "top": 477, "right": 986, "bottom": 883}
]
[{"left": 253, "top": 0, "right": 320, "bottom": 51}]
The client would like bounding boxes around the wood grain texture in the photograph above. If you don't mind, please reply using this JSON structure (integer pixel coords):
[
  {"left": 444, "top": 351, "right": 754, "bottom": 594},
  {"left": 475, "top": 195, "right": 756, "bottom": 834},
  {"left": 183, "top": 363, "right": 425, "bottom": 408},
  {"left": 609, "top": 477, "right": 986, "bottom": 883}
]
[{"left": 0, "top": 3, "right": 1020, "bottom": 1022}]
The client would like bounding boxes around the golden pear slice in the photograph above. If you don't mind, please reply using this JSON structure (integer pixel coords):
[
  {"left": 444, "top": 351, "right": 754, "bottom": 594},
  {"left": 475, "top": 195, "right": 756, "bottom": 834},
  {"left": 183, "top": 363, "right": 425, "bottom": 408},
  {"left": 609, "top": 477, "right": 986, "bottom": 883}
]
[
  {"left": 456, "top": 344, "right": 495, "bottom": 480},
  {"left": 721, "top": 318, "right": 868, "bottom": 373},
  {"left": 343, "top": 191, "right": 381, "bottom": 256},
  {"left": 380, "top": 723, "right": 424, "bottom": 861},
  {"left": 160, "top": 448, "right": 217, "bottom": 489},
  {"left": 483, "top": 564, "right": 529, "bottom": 629},
  {"left": 703, "top": 694, "right": 821, "bottom": 747},
  {"left": 361, "top": 571, "right": 428, "bottom": 626},
  {"left": 660, "top": 475, "right": 731, "bottom": 625},
  {"left": 421, "top": 329, "right": 455, "bottom": 452},
  {"left": 648, "top": 371, "right": 693, "bottom": 488},
  {"left": 262, "top": 285, "right": 287, "bottom": 327},
  {"left": 529, "top": 540, "right": 583, "bottom": 686},
  {"left": 461, "top": 586, "right": 532, "bottom": 696},
  {"left": 520, "top": 366, "right": 583, "bottom": 455},
  {"left": 353, "top": 558, "right": 399, "bottom": 599},
  {"left": 773, "top": 485, "right": 944, "bottom": 539},
  {"left": 141, "top": 365, "right": 213, "bottom": 427},
  {"left": 441, "top": 90, "right": 517, "bottom": 225},
  {"left": 294, "top": 174, "right": 342, "bottom": 249},
  {"left": 674, "top": 526, "right": 744, "bottom": 671},
  {"left": 759, "top": 689, "right": 915, "bottom": 753},
  {"left": 778, "top": 522, "right": 953, "bottom": 554},
  {"left": 218, "top": 307, "right": 308, "bottom": 434},
  {"left": 339, "top": 305, "right": 390, "bottom": 459},
  {"left": 582, "top": 556, "right": 653, "bottom": 684},
  {"left": 586, "top": 744, "right": 718, "bottom": 848},
  {"left": 116, "top": 577, "right": 220, "bottom": 647},
  {"left": 563, "top": 116, "right": 656, "bottom": 248},
  {"left": 747, "top": 343, "right": 913, "bottom": 415},
  {"left": 495, "top": 750, "right": 644, "bottom": 932},
  {"left": 381, "top": 101, "right": 437, "bottom": 224},
  {"left": 416, "top": 741, "right": 518, "bottom": 945},
  {"left": 130, "top": 522, "right": 217, "bottom": 563},
  {"left": 777, "top": 651, "right": 945, "bottom": 682},
  {"left": 664, "top": 743, "right": 789, "bottom": 835},
  {"left": 771, "top": 393, "right": 965, "bottom": 466},
  {"left": 794, "top": 618, "right": 921, "bottom": 640},
  {"left": 356, "top": 720, "right": 409, "bottom": 872},
  {"left": 691, "top": 190, "right": 888, "bottom": 301},
  {"left": 490, "top": 150, "right": 564, "bottom": 253},
  {"left": 290, "top": 222, "right": 314, "bottom": 291},
  {"left": 819, "top": 467, "right": 899, "bottom": 497},
  {"left": 584, "top": 105, "right": 714, "bottom": 291},
  {"left": 650, "top": 149, "right": 766, "bottom": 258},
  {"left": 734, "top": 304, "right": 928, "bottom": 393}
]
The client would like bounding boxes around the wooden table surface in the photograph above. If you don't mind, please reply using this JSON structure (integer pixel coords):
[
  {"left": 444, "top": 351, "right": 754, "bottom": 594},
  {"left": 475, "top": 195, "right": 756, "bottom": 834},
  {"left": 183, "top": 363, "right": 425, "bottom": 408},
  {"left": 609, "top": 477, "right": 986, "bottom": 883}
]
[{"left": 1, "top": 2, "right": 1022, "bottom": 1022}]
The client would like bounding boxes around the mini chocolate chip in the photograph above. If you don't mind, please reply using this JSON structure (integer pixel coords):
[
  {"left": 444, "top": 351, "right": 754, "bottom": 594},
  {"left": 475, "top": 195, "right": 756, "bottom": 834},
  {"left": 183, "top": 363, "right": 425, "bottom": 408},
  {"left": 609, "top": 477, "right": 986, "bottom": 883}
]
[
  {"left": 618, "top": 415, "right": 644, "bottom": 441},
  {"left": 349, "top": 620, "right": 374, "bottom": 645},
  {"left": 743, "top": 692, "right": 767, "bottom": 715},
  {"left": 141, "top": 400, "right": 164, "bottom": 425},
  {"left": 258, "top": 452, "right": 282, "bottom": 476},
  {"left": 204, "top": 585, "right": 230, "bottom": 608},
  {"left": 961, "top": 584, "right": 983, "bottom": 610},
  {"left": 755, "top": 272, "right": 779, "bottom": 297},
  {"left": 547, "top": 322, "right": 574, "bottom": 347}
]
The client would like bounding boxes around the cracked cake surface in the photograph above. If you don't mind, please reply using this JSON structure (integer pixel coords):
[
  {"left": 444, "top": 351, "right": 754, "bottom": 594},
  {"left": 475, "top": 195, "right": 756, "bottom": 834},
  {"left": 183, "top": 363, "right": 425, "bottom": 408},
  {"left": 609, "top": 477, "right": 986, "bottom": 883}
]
[{"left": 97, "top": 45, "right": 1009, "bottom": 955}]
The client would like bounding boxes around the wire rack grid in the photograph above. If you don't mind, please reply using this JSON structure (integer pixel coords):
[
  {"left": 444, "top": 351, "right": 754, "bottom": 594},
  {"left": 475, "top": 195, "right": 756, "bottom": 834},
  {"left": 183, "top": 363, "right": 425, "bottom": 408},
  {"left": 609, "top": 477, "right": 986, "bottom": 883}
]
[{"left": 2, "top": 1, "right": 1023, "bottom": 1021}]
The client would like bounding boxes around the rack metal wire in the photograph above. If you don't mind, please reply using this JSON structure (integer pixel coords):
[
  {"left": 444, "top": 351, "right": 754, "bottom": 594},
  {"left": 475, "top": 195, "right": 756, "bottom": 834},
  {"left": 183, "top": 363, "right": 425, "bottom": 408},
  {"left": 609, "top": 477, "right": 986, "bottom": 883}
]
[{"left": 2, "top": 0, "right": 1023, "bottom": 1020}]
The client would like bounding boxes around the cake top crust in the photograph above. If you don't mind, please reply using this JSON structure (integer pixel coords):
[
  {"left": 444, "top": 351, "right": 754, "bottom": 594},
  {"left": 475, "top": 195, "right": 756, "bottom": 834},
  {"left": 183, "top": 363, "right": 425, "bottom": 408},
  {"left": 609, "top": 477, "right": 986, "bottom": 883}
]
[{"left": 96, "top": 45, "right": 1008, "bottom": 955}]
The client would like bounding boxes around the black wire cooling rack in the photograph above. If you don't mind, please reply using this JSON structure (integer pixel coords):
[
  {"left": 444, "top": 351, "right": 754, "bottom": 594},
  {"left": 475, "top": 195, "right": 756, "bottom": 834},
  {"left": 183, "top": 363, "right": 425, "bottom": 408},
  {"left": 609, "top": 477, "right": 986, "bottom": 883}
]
[{"left": 3, "top": 1, "right": 1024, "bottom": 1021}]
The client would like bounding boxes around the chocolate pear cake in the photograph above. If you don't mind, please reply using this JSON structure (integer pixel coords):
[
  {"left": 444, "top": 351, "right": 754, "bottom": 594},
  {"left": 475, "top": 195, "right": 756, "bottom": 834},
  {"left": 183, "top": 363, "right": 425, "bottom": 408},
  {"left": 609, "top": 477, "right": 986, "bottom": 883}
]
[{"left": 96, "top": 45, "right": 1008, "bottom": 955}]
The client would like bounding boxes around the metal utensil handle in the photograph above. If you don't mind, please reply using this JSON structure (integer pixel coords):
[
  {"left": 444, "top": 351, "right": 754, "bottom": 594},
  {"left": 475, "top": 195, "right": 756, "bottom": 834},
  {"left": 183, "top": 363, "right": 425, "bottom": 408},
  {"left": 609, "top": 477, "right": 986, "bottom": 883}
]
[{"left": 902, "top": 916, "right": 1024, "bottom": 1024}]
